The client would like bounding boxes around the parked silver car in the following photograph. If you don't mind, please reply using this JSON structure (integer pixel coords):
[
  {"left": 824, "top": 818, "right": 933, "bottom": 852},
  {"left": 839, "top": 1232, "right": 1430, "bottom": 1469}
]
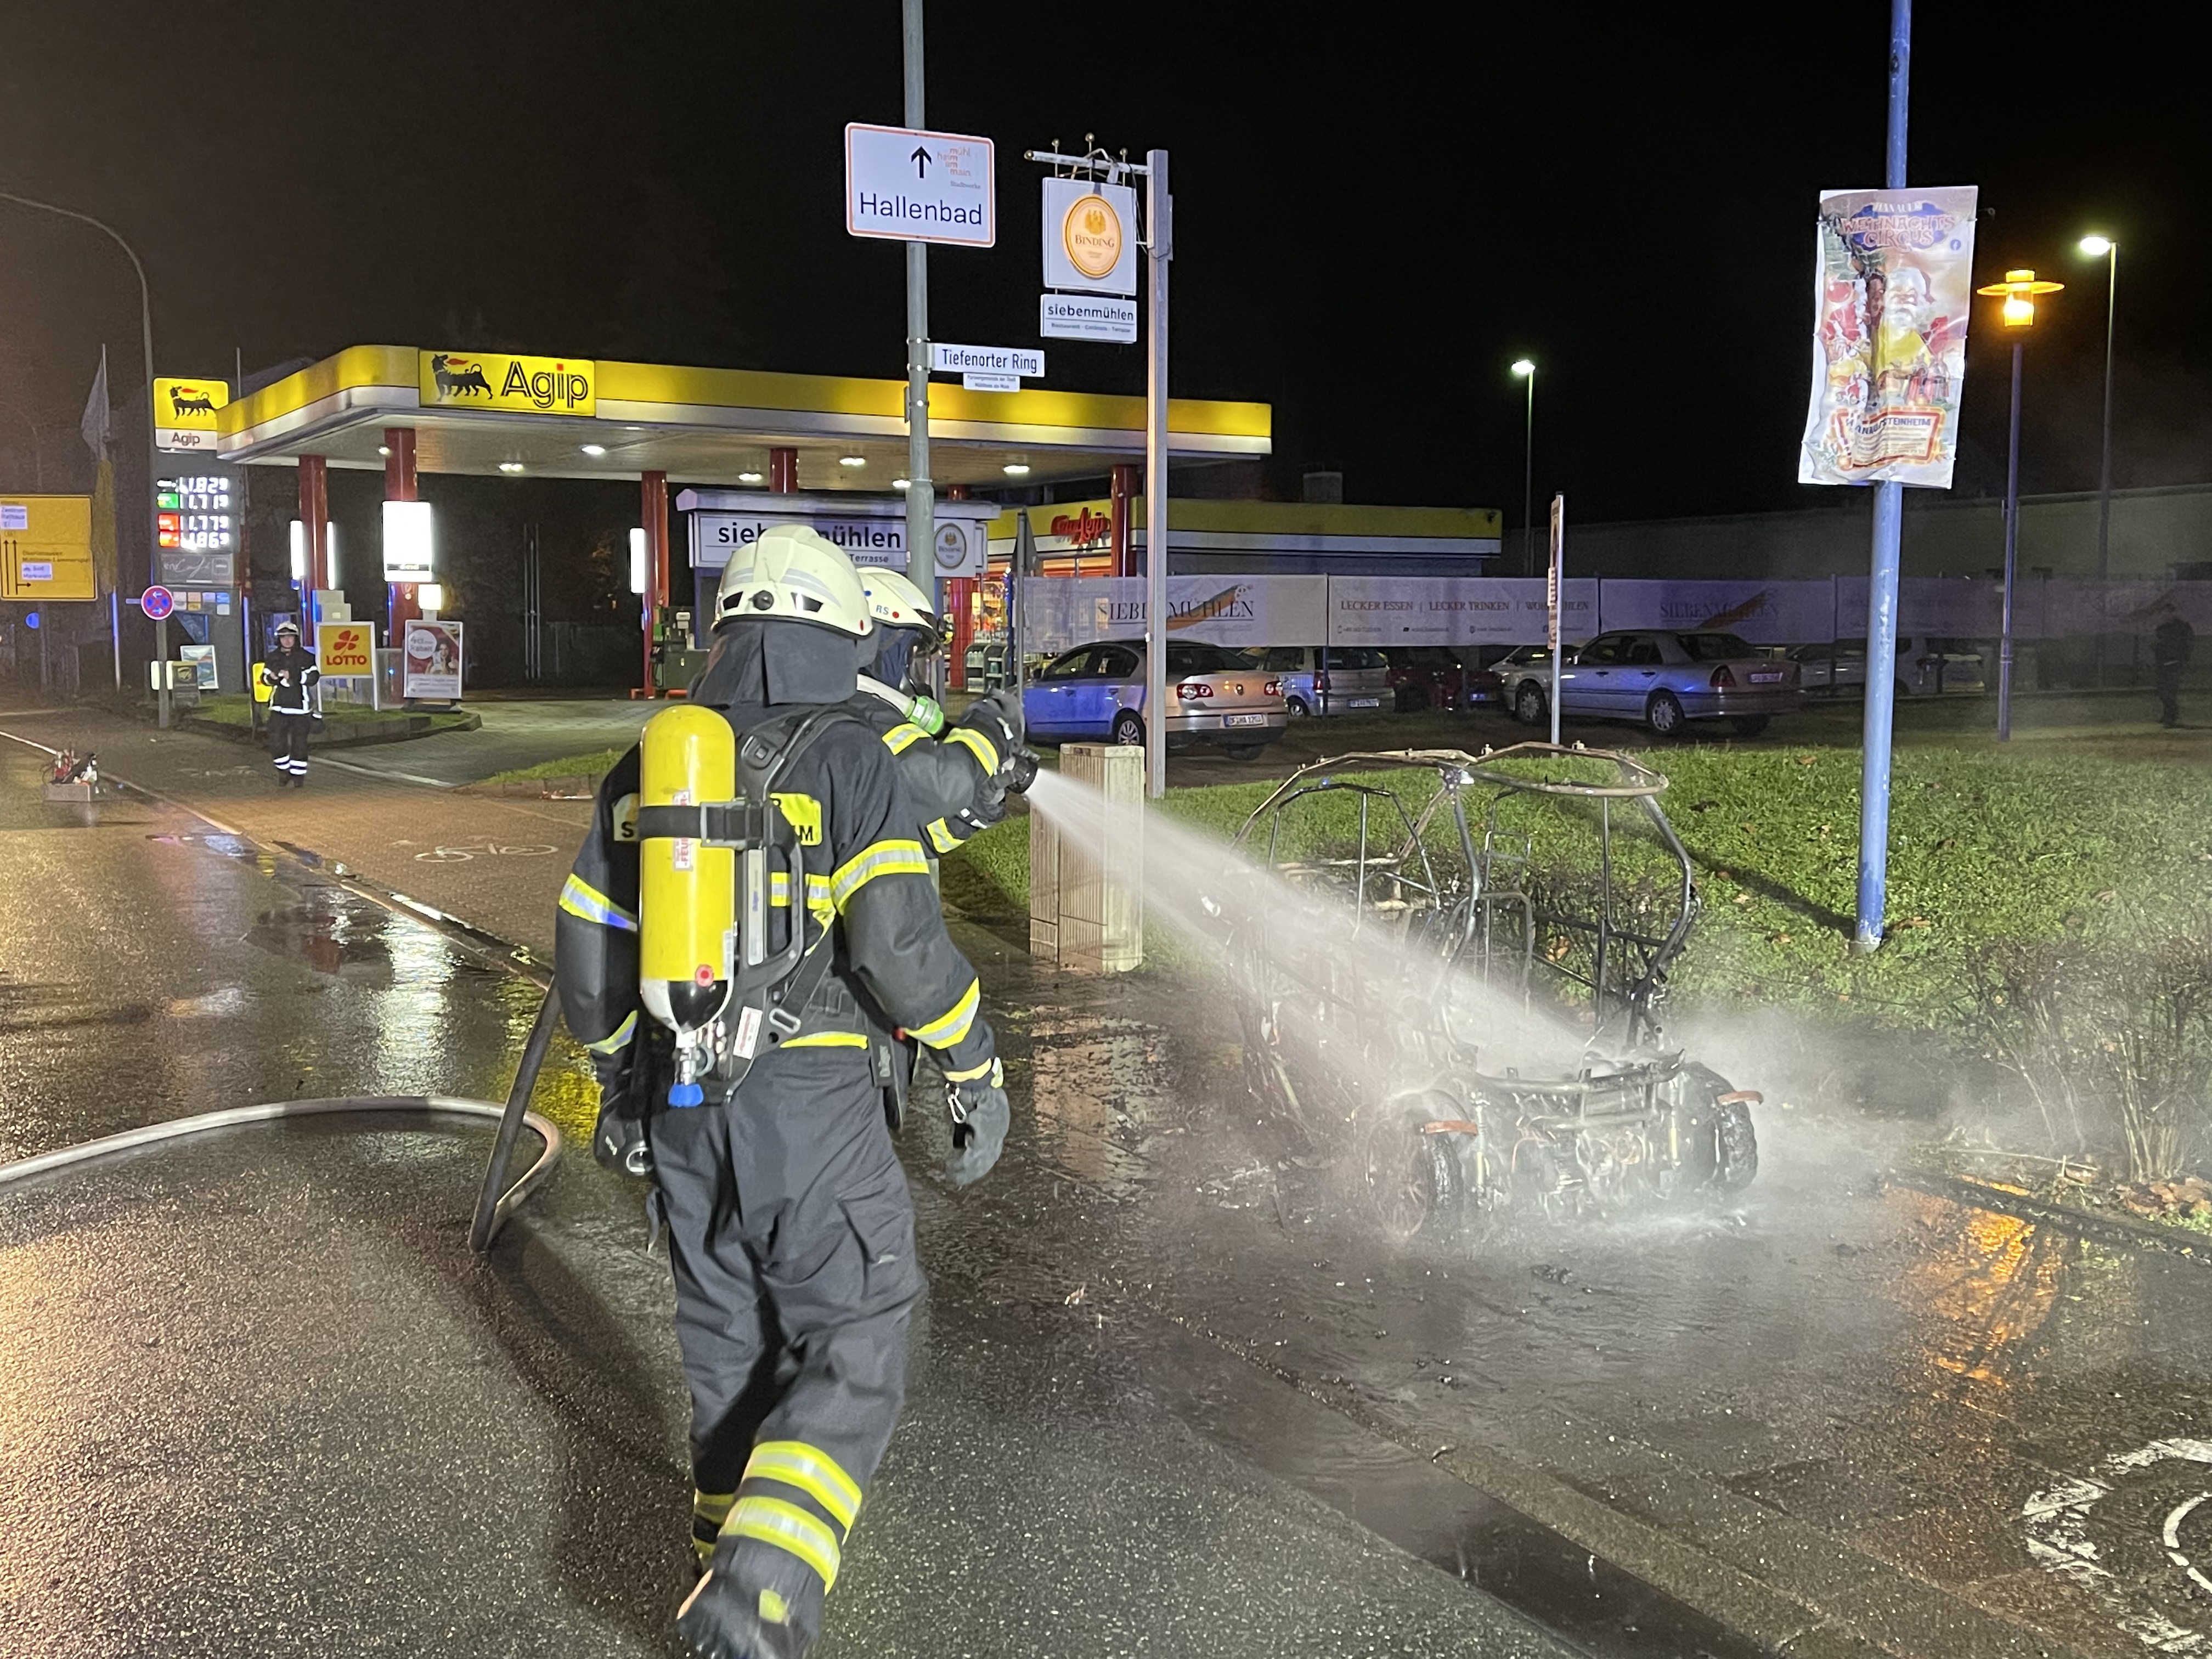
[
  {"left": 1788, "top": 636, "right": 1986, "bottom": 699},
  {"left": 1502, "top": 630, "right": 1802, "bottom": 737},
  {"left": 1237, "top": 645, "right": 1393, "bottom": 717},
  {"left": 1023, "top": 639, "right": 1287, "bottom": 759}
]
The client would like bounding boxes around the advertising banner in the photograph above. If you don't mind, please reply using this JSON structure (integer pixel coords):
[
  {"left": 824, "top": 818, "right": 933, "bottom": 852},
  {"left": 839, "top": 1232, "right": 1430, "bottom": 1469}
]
[
  {"left": 1799, "top": 185, "right": 1979, "bottom": 488},
  {"left": 403, "top": 620, "right": 464, "bottom": 700},
  {"left": 1596, "top": 580, "right": 1839, "bottom": 644},
  {"left": 1018, "top": 577, "right": 1327, "bottom": 657},
  {"left": 1324, "top": 577, "right": 1590, "bottom": 647},
  {"left": 1042, "top": 177, "right": 1138, "bottom": 296},
  {"left": 315, "top": 620, "right": 376, "bottom": 677},
  {"left": 687, "top": 499, "right": 992, "bottom": 582},
  {"left": 418, "top": 351, "right": 595, "bottom": 417}
]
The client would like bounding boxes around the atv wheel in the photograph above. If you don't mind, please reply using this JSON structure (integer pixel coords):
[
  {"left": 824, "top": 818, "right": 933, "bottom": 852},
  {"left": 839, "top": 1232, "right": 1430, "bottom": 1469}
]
[
  {"left": 1362, "top": 1102, "right": 1462, "bottom": 1240},
  {"left": 1715, "top": 1100, "right": 1759, "bottom": 1189}
]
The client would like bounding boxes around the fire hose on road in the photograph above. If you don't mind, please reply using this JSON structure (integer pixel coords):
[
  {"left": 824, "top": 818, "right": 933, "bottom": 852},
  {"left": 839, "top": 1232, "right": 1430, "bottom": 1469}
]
[{"left": 0, "top": 985, "right": 567, "bottom": 1252}]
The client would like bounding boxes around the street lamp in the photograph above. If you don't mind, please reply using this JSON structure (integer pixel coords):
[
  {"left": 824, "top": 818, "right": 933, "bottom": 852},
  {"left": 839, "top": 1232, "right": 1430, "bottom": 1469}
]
[
  {"left": 2078, "top": 234, "right": 2118, "bottom": 680},
  {"left": 1511, "top": 359, "right": 1536, "bottom": 577},
  {"left": 0, "top": 190, "right": 159, "bottom": 684},
  {"left": 1974, "top": 267, "right": 2064, "bottom": 742}
]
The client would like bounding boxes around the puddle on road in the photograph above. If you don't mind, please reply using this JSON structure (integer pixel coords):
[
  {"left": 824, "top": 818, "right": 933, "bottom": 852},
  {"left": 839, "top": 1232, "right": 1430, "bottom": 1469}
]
[{"left": 249, "top": 894, "right": 396, "bottom": 979}]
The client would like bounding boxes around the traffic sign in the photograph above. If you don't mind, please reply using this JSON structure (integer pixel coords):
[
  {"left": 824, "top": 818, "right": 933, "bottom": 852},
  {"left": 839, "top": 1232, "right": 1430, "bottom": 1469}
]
[
  {"left": 845, "top": 123, "right": 995, "bottom": 247},
  {"left": 140, "top": 585, "right": 175, "bottom": 621},
  {"left": 930, "top": 342, "right": 1044, "bottom": 378}
]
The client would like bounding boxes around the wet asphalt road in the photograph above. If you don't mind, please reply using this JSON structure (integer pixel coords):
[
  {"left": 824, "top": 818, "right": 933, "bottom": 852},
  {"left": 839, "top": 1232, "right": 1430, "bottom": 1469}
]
[
  {"left": 8, "top": 725, "right": 2212, "bottom": 1657},
  {"left": 0, "top": 739, "right": 1582, "bottom": 1657}
]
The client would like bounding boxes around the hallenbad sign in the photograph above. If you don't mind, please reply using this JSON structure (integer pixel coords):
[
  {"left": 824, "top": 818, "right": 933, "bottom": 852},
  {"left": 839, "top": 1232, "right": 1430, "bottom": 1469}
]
[{"left": 417, "top": 351, "right": 596, "bottom": 416}]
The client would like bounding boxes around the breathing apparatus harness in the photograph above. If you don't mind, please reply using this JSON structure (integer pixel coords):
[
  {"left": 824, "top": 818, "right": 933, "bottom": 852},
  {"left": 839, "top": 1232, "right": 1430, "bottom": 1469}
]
[{"left": 635, "top": 704, "right": 859, "bottom": 1107}]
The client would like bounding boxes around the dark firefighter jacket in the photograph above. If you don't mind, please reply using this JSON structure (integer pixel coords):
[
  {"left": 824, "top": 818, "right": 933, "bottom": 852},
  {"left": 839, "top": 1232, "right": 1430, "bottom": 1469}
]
[
  {"left": 258, "top": 646, "right": 321, "bottom": 713},
  {"left": 845, "top": 679, "right": 1011, "bottom": 854},
  {"left": 555, "top": 624, "right": 999, "bottom": 1097}
]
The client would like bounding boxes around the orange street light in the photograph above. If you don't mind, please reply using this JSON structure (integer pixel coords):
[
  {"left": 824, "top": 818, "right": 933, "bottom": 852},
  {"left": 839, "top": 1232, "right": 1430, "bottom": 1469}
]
[
  {"left": 1974, "top": 268, "right": 2064, "bottom": 741},
  {"left": 1976, "top": 267, "right": 2064, "bottom": 329}
]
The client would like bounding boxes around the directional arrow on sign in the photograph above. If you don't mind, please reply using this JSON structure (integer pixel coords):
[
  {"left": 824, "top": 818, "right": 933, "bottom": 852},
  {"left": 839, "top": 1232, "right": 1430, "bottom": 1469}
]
[{"left": 911, "top": 145, "right": 931, "bottom": 176}]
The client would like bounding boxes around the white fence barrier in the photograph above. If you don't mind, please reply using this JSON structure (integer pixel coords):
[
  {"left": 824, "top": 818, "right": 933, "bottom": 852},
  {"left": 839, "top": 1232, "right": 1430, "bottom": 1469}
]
[{"left": 1014, "top": 575, "right": 2212, "bottom": 656}]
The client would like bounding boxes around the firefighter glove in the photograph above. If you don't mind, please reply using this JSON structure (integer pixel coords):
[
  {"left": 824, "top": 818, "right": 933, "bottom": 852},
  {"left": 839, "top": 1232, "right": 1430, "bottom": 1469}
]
[
  {"left": 590, "top": 1070, "right": 653, "bottom": 1178},
  {"left": 945, "top": 1079, "right": 1009, "bottom": 1188}
]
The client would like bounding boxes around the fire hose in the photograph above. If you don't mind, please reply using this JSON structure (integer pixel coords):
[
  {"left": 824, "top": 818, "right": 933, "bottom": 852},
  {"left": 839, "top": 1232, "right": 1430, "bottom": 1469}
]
[{"left": 0, "top": 986, "right": 565, "bottom": 1254}]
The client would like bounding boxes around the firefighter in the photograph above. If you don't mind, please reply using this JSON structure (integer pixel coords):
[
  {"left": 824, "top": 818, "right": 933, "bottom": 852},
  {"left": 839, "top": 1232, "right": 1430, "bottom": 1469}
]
[
  {"left": 554, "top": 524, "right": 1010, "bottom": 1659},
  {"left": 852, "top": 567, "right": 1036, "bottom": 859},
  {"left": 258, "top": 621, "right": 320, "bottom": 787}
]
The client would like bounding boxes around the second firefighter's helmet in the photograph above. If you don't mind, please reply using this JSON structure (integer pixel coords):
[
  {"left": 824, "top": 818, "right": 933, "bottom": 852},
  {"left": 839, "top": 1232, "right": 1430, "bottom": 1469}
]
[
  {"left": 860, "top": 567, "right": 953, "bottom": 653},
  {"left": 713, "top": 525, "right": 872, "bottom": 637}
]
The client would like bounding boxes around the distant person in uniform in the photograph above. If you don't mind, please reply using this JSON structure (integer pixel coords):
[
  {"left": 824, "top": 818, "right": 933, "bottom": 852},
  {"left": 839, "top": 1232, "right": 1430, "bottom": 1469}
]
[
  {"left": 2153, "top": 612, "right": 2194, "bottom": 729},
  {"left": 259, "top": 621, "right": 320, "bottom": 786}
]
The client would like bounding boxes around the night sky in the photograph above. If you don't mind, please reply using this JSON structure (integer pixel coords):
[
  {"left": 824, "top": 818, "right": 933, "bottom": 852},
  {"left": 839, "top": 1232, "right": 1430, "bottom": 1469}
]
[{"left": 3, "top": 3, "right": 2204, "bottom": 526}]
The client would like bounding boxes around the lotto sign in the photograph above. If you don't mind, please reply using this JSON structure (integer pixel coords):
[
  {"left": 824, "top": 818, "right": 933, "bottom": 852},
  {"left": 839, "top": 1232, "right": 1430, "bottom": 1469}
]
[{"left": 316, "top": 622, "right": 376, "bottom": 675}]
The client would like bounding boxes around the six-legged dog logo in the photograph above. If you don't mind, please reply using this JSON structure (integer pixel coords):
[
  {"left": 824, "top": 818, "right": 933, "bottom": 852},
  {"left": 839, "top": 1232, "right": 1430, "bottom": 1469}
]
[{"left": 430, "top": 354, "right": 494, "bottom": 399}]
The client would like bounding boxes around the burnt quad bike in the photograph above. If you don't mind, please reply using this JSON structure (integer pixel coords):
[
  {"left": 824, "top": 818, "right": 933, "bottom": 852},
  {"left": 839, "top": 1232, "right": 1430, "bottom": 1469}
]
[{"left": 1216, "top": 743, "right": 1759, "bottom": 1236}]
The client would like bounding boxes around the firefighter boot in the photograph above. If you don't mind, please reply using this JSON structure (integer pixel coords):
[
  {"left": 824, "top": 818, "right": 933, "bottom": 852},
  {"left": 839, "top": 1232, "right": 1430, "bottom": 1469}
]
[{"left": 676, "top": 1551, "right": 820, "bottom": 1659}]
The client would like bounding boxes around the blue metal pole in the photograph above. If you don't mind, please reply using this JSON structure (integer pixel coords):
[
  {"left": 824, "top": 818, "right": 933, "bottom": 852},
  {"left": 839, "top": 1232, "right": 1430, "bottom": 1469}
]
[
  {"left": 1997, "top": 338, "right": 2023, "bottom": 740},
  {"left": 1853, "top": 0, "right": 1911, "bottom": 955}
]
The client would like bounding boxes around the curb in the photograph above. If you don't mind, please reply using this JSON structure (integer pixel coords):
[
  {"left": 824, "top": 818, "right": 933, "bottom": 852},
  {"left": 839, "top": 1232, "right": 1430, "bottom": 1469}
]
[
  {"left": 178, "top": 710, "right": 482, "bottom": 750},
  {"left": 460, "top": 774, "right": 600, "bottom": 799}
]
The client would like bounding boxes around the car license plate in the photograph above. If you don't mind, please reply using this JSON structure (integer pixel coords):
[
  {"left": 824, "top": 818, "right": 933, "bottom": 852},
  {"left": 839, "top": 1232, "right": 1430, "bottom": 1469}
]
[
  {"left": 1223, "top": 713, "right": 1268, "bottom": 727},
  {"left": 1748, "top": 670, "right": 1782, "bottom": 684},
  {"left": 1347, "top": 697, "right": 1380, "bottom": 708}
]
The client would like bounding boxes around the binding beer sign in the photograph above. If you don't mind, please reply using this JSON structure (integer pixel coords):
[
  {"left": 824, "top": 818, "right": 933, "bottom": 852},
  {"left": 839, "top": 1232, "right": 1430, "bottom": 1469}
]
[
  {"left": 417, "top": 351, "right": 596, "bottom": 417},
  {"left": 153, "top": 377, "right": 229, "bottom": 453}
]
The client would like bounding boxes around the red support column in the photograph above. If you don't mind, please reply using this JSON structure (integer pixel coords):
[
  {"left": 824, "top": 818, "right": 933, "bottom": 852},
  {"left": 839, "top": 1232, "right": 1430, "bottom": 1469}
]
[
  {"left": 298, "top": 454, "right": 330, "bottom": 611},
  {"left": 944, "top": 482, "right": 974, "bottom": 690},
  {"left": 640, "top": 470, "right": 669, "bottom": 696},
  {"left": 769, "top": 448, "right": 799, "bottom": 493},
  {"left": 1109, "top": 463, "right": 1136, "bottom": 578},
  {"left": 383, "top": 428, "right": 419, "bottom": 647}
]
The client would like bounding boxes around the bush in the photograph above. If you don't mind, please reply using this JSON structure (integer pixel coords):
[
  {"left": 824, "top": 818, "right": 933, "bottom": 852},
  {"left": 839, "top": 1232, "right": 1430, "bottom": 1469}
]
[{"left": 1973, "top": 921, "right": 2212, "bottom": 1181}]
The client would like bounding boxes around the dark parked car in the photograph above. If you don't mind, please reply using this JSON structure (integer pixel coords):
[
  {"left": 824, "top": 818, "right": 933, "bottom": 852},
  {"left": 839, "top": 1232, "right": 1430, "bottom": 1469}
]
[{"left": 1379, "top": 646, "right": 1499, "bottom": 710}]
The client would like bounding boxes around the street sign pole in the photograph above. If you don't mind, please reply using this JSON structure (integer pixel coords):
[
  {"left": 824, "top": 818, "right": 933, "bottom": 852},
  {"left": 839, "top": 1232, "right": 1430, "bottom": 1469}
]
[
  {"left": 1853, "top": 0, "right": 1911, "bottom": 956},
  {"left": 1548, "top": 494, "right": 1565, "bottom": 747},
  {"left": 155, "top": 614, "right": 170, "bottom": 729},
  {"left": 900, "top": 0, "right": 937, "bottom": 696},
  {"left": 1144, "top": 148, "right": 1171, "bottom": 800}
]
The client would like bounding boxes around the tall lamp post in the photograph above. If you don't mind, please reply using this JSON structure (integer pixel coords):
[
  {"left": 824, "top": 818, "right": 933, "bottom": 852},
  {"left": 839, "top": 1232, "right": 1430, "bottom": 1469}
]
[
  {"left": 1975, "top": 267, "right": 2063, "bottom": 742},
  {"left": 1511, "top": 359, "right": 1536, "bottom": 576},
  {"left": 2079, "top": 234, "right": 2118, "bottom": 681},
  {"left": 0, "top": 191, "right": 159, "bottom": 640}
]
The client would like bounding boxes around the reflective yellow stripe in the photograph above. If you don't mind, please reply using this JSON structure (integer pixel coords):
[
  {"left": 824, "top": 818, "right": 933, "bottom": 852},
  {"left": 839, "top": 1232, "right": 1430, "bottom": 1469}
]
[
  {"left": 926, "top": 817, "right": 962, "bottom": 854},
  {"left": 782, "top": 1031, "right": 868, "bottom": 1049},
  {"left": 724, "top": 1496, "right": 841, "bottom": 1589},
  {"left": 770, "top": 871, "right": 835, "bottom": 917},
  {"left": 585, "top": 1010, "right": 638, "bottom": 1056},
  {"left": 944, "top": 725, "right": 1000, "bottom": 774},
  {"left": 746, "top": 1442, "right": 863, "bottom": 1531},
  {"left": 881, "top": 721, "right": 929, "bottom": 755},
  {"left": 693, "top": 1490, "right": 738, "bottom": 1528},
  {"left": 941, "top": 1054, "right": 1001, "bottom": 1085},
  {"left": 558, "top": 873, "right": 637, "bottom": 932},
  {"left": 831, "top": 838, "right": 929, "bottom": 910},
  {"left": 908, "top": 978, "right": 980, "bottom": 1048}
]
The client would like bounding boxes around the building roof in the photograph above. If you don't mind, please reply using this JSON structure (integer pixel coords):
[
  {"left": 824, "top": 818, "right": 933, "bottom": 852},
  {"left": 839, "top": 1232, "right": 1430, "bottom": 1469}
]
[{"left": 216, "top": 346, "right": 1269, "bottom": 489}]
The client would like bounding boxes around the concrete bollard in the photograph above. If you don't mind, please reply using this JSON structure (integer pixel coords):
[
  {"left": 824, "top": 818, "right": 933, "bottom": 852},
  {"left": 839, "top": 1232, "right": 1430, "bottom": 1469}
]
[{"left": 1029, "top": 743, "right": 1144, "bottom": 972}]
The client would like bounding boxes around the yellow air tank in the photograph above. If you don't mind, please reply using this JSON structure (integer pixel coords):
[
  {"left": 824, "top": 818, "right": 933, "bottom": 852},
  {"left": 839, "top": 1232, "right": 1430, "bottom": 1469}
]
[{"left": 639, "top": 705, "right": 737, "bottom": 1075}]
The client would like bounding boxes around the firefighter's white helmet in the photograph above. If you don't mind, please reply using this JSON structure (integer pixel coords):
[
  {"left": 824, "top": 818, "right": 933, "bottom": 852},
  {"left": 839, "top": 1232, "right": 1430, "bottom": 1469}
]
[
  {"left": 859, "top": 567, "right": 939, "bottom": 633},
  {"left": 713, "top": 525, "right": 872, "bottom": 638}
]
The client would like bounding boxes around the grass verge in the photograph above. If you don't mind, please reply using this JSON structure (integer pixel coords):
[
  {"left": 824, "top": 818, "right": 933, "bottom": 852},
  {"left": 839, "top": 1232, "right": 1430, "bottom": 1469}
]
[
  {"left": 944, "top": 742, "right": 2212, "bottom": 1034},
  {"left": 480, "top": 749, "right": 629, "bottom": 786}
]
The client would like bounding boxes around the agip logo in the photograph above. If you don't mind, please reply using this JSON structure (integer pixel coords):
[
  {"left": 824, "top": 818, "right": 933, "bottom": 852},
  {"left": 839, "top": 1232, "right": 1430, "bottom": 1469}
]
[
  {"left": 419, "top": 351, "right": 596, "bottom": 417},
  {"left": 1061, "top": 193, "right": 1124, "bottom": 281}
]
